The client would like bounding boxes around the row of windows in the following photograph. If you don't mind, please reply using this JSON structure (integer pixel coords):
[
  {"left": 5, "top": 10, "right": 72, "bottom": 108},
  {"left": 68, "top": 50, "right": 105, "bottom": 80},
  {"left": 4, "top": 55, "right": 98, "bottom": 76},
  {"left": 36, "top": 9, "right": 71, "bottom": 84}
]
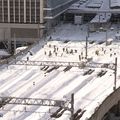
[
  {"left": 0, "top": 0, "right": 41, "bottom": 23},
  {"left": 45, "top": 0, "right": 79, "bottom": 18}
]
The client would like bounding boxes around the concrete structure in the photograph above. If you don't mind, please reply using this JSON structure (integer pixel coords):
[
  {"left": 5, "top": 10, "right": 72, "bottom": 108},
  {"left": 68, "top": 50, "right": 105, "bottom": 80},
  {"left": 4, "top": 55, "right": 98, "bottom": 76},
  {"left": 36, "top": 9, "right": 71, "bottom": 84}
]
[
  {"left": 44, "top": 0, "right": 79, "bottom": 34},
  {"left": 0, "top": 0, "right": 78, "bottom": 44},
  {"left": 89, "top": 87, "right": 120, "bottom": 120},
  {"left": 67, "top": 0, "right": 120, "bottom": 31},
  {"left": 0, "top": 0, "right": 45, "bottom": 43},
  {"left": 89, "top": 12, "right": 112, "bottom": 31}
]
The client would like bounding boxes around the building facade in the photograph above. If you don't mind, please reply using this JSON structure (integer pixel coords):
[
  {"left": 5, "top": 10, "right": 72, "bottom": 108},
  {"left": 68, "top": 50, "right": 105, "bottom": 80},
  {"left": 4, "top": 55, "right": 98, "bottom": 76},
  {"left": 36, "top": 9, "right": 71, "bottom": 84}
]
[
  {"left": 44, "top": 0, "right": 79, "bottom": 19},
  {"left": 44, "top": 0, "right": 79, "bottom": 32},
  {"left": 0, "top": 0, "right": 44, "bottom": 43},
  {"left": 0, "top": 0, "right": 43, "bottom": 23},
  {"left": 0, "top": 0, "right": 78, "bottom": 44}
]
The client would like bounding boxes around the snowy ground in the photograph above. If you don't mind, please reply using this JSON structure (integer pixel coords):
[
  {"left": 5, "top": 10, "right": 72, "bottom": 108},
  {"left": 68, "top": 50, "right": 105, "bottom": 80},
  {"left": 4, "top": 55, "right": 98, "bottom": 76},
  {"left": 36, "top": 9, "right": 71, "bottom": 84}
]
[
  {"left": 0, "top": 23, "right": 120, "bottom": 120},
  {"left": 50, "top": 23, "right": 119, "bottom": 42}
]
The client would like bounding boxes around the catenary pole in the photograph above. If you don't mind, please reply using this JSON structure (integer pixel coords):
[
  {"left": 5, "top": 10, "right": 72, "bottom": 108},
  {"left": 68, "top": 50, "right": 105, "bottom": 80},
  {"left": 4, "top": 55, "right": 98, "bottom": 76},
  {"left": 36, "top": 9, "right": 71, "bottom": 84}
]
[
  {"left": 113, "top": 57, "right": 117, "bottom": 91},
  {"left": 70, "top": 93, "right": 74, "bottom": 120},
  {"left": 85, "top": 36, "right": 88, "bottom": 59}
]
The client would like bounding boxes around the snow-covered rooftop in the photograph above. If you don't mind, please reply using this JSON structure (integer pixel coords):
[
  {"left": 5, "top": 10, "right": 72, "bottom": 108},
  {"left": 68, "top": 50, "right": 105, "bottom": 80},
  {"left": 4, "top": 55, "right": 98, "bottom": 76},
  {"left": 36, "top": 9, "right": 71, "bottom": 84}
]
[
  {"left": 86, "top": 0, "right": 103, "bottom": 8},
  {"left": 110, "top": 0, "right": 120, "bottom": 8},
  {"left": 69, "top": 0, "right": 120, "bottom": 13}
]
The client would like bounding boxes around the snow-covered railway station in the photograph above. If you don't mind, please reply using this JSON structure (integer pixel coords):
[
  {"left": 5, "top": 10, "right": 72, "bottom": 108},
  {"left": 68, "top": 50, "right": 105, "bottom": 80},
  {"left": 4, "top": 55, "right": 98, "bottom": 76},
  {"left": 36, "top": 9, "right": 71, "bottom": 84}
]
[
  {"left": 0, "top": 0, "right": 120, "bottom": 120},
  {"left": 0, "top": 36, "right": 120, "bottom": 119}
]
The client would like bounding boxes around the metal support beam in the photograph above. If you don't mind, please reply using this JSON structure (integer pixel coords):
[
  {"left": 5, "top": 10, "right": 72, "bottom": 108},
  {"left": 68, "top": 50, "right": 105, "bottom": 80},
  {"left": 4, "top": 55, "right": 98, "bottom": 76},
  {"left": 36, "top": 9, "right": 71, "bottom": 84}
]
[
  {"left": 68, "top": 9, "right": 120, "bottom": 14},
  {"left": 113, "top": 57, "right": 117, "bottom": 91},
  {"left": 10, "top": 60, "right": 86, "bottom": 68},
  {"left": 0, "top": 96, "right": 67, "bottom": 108},
  {"left": 85, "top": 36, "right": 88, "bottom": 59},
  {"left": 8, "top": 60, "right": 115, "bottom": 69},
  {"left": 13, "top": 33, "right": 16, "bottom": 55},
  {"left": 70, "top": 93, "right": 74, "bottom": 120}
]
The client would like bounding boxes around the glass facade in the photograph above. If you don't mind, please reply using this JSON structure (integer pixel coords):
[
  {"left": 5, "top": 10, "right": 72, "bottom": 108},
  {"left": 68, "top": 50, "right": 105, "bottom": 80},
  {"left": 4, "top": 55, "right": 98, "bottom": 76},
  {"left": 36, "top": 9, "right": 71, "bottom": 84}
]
[
  {"left": 0, "top": 0, "right": 41, "bottom": 23},
  {"left": 0, "top": 0, "right": 78, "bottom": 22},
  {"left": 0, "top": 0, "right": 79, "bottom": 40},
  {"left": 45, "top": 0, "right": 79, "bottom": 18}
]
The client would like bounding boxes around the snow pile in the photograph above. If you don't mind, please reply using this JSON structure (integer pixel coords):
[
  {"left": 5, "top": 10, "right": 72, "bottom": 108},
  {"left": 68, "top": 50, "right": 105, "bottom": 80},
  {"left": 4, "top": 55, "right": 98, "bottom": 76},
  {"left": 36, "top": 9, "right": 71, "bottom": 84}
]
[{"left": 16, "top": 46, "right": 28, "bottom": 54}]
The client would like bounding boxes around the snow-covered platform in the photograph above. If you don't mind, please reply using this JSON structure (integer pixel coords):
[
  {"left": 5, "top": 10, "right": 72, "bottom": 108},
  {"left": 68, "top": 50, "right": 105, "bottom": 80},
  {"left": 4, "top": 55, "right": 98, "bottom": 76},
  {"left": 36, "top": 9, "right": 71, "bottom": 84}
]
[{"left": 0, "top": 36, "right": 120, "bottom": 119}]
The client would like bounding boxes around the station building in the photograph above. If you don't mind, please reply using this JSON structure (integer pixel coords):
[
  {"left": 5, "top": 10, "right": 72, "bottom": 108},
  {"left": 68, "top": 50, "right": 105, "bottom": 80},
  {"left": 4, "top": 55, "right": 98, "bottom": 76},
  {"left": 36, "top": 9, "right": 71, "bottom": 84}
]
[{"left": 0, "top": 0, "right": 78, "bottom": 44}]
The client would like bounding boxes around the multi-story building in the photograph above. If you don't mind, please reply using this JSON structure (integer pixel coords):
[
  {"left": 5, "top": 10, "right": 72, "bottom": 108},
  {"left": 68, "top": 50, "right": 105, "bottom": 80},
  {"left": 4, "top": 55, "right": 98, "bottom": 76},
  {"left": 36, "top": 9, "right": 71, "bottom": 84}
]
[
  {"left": 0, "top": 0, "right": 44, "bottom": 44},
  {"left": 0, "top": 0, "right": 78, "bottom": 45}
]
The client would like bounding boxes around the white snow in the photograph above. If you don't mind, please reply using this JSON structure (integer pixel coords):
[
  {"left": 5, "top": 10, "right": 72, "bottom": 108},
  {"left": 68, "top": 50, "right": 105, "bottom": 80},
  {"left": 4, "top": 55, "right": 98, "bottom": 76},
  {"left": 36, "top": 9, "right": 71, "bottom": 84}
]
[
  {"left": 86, "top": 0, "right": 103, "bottom": 8},
  {"left": 0, "top": 23, "right": 120, "bottom": 120},
  {"left": 69, "top": 0, "right": 120, "bottom": 13},
  {"left": 111, "top": 0, "right": 120, "bottom": 8},
  {"left": 16, "top": 46, "right": 28, "bottom": 54}
]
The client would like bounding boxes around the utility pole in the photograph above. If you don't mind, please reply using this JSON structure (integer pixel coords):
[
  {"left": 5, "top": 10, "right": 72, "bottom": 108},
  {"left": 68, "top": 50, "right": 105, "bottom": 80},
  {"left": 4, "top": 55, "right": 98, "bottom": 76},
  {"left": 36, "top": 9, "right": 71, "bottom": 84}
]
[
  {"left": 113, "top": 57, "right": 117, "bottom": 91},
  {"left": 85, "top": 36, "right": 88, "bottom": 59},
  {"left": 70, "top": 93, "right": 74, "bottom": 120}
]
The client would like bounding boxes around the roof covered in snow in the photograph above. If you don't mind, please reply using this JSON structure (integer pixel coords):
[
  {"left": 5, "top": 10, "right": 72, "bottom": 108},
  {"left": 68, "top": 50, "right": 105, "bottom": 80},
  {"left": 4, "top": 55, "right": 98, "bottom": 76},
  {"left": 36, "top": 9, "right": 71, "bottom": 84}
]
[
  {"left": 110, "top": 0, "right": 120, "bottom": 8},
  {"left": 68, "top": 0, "right": 120, "bottom": 13}
]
